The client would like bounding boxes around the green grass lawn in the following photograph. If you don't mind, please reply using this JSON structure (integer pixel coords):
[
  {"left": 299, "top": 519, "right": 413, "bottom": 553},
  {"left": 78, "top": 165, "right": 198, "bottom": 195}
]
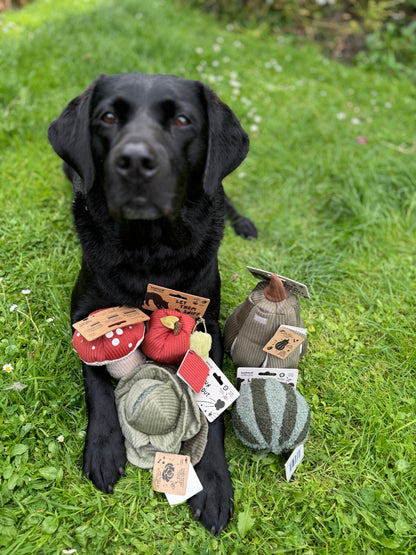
[{"left": 1, "top": 0, "right": 415, "bottom": 552}]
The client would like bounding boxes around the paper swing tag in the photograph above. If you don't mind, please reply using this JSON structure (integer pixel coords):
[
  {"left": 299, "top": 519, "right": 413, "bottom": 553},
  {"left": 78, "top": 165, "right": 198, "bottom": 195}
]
[
  {"left": 152, "top": 452, "right": 203, "bottom": 506},
  {"left": 142, "top": 284, "right": 210, "bottom": 319},
  {"left": 177, "top": 350, "right": 210, "bottom": 393},
  {"left": 72, "top": 306, "right": 149, "bottom": 341},
  {"left": 237, "top": 367, "right": 299, "bottom": 389},
  {"left": 263, "top": 326, "right": 306, "bottom": 360},
  {"left": 285, "top": 444, "right": 305, "bottom": 481},
  {"left": 194, "top": 359, "right": 240, "bottom": 422},
  {"left": 246, "top": 266, "right": 310, "bottom": 300},
  {"left": 152, "top": 452, "right": 190, "bottom": 496}
]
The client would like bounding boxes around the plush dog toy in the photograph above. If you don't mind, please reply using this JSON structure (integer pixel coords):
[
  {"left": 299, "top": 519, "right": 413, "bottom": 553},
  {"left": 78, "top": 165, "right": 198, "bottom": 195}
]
[
  {"left": 232, "top": 379, "right": 310, "bottom": 454},
  {"left": 224, "top": 274, "right": 306, "bottom": 368},
  {"left": 72, "top": 311, "right": 146, "bottom": 379},
  {"left": 115, "top": 364, "right": 208, "bottom": 468},
  {"left": 141, "top": 309, "right": 212, "bottom": 364}
]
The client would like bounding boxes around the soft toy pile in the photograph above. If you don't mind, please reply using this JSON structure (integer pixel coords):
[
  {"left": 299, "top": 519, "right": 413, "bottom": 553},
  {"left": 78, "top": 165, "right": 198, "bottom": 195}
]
[
  {"left": 72, "top": 307, "right": 212, "bottom": 469},
  {"left": 224, "top": 272, "right": 311, "bottom": 459}
]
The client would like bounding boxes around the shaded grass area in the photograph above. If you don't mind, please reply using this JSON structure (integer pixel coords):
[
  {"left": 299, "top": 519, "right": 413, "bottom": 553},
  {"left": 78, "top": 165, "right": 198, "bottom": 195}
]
[{"left": 1, "top": 0, "right": 415, "bottom": 552}]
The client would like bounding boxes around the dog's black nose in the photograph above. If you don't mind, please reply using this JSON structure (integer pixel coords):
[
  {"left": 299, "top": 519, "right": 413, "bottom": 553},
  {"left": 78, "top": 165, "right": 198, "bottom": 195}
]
[{"left": 115, "top": 142, "right": 158, "bottom": 180}]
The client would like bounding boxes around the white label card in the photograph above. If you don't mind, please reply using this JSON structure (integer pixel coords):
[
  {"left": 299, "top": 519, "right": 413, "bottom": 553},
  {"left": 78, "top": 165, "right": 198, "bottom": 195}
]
[
  {"left": 246, "top": 266, "right": 310, "bottom": 300},
  {"left": 237, "top": 367, "right": 298, "bottom": 388},
  {"left": 165, "top": 462, "right": 203, "bottom": 506},
  {"left": 194, "top": 358, "right": 240, "bottom": 422},
  {"left": 285, "top": 444, "right": 305, "bottom": 481}
]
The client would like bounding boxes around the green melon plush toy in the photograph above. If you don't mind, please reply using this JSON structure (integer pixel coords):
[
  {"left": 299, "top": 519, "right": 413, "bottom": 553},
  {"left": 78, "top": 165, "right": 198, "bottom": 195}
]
[
  {"left": 224, "top": 274, "right": 307, "bottom": 368},
  {"left": 232, "top": 379, "right": 310, "bottom": 454}
]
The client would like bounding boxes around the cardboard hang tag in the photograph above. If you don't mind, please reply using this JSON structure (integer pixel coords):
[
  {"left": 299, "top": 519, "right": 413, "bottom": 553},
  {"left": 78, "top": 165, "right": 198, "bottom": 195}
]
[
  {"left": 142, "top": 284, "right": 210, "bottom": 319},
  {"left": 72, "top": 306, "right": 150, "bottom": 341},
  {"left": 236, "top": 367, "right": 299, "bottom": 389},
  {"left": 263, "top": 326, "right": 306, "bottom": 360},
  {"left": 152, "top": 452, "right": 190, "bottom": 496},
  {"left": 246, "top": 266, "right": 310, "bottom": 300},
  {"left": 165, "top": 462, "right": 203, "bottom": 506},
  {"left": 177, "top": 350, "right": 210, "bottom": 393},
  {"left": 194, "top": 359, "right": 240, "bottom": 422}
]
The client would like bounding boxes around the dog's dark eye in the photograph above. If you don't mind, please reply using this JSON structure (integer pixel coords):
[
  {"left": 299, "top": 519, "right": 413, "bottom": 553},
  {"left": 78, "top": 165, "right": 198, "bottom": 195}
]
[
  {"left": 175, "top": 115, "right": 190, "bottom": 127},
  {"left": 102, "top": 112, "right": 117, "bottom": 125}
]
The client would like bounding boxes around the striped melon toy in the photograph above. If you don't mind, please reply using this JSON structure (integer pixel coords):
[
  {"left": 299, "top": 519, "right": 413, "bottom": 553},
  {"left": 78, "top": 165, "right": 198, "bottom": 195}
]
[
  {"left": 224, "top": 274, "right": 307, "bottom": 369},
  {"left": 232, "top": 379, "right": 310, "bottom": 454}
]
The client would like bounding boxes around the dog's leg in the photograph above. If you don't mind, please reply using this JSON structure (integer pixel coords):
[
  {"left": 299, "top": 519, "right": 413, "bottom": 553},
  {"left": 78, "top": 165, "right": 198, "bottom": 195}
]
[
  {"left": 224, "top": 194, "right": 257, "bottom": 239},
  {"left": 82, "top": 362, "right": 127, "bottom": 492},
  {"left": 188, "top": 322, "right": 233, "bottom": 535}
]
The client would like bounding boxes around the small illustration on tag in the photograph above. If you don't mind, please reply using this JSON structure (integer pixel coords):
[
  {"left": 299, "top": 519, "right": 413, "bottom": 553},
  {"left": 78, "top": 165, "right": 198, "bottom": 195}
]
[
  {"left": 143, "top": 284, "right": 210, "bottom": 318},
  {"left": 194, "top": 359, "right": 240, "bottom": 422},
  {"left": 263, "top": 326, "right": 306, "bottom": 360},
  {"left": 152, "top": 452, "right": 190, "bottom": 496}
]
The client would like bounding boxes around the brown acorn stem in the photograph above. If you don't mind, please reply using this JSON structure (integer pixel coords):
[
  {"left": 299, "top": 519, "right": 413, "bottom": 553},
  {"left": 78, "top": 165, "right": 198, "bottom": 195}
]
[
  {"left": 173, "top": 321, "right": 182, "bottom": 335},
  {"left": 264, "top": 274, "right": 287, "bottom": 302}
]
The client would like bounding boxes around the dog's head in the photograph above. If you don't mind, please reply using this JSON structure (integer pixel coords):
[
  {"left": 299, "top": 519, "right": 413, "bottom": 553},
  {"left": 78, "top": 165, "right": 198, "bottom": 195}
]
[{"left": 48, "top": 73, "right": 249, "bottom": 221}]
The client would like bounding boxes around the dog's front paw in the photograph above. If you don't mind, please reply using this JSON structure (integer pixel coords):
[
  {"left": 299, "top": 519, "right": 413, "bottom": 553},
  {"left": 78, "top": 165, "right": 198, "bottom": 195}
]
[
  {"left": 231, "top": 216, "right": 258, "bottom": 239},
  {"left": 83, "top": 423, "right": 127, "bottom": 493},
  {"left": 188, "top": 459, "right": 233, "bottom": 535}
]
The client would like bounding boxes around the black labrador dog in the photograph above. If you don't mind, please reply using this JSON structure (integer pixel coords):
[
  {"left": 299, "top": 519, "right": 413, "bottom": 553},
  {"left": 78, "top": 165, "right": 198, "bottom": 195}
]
[{"left": 48, "top": 72, "right": 257, "bottom": 535}]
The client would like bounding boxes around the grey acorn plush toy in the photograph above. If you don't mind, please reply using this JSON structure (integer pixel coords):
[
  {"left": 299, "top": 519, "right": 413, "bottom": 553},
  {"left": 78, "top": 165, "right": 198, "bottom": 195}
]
[
  {"left": 224, "top": 274, "right": 306, "bottom": 368},
  {"left": 232, "top": 379, "right": 310, "bottom": 454}
]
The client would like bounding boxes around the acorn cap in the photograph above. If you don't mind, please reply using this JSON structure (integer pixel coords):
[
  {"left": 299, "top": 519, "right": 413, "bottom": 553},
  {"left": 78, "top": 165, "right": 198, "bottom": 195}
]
[{"left": 263, "top": 274, "right": 287, "bottom": 302}]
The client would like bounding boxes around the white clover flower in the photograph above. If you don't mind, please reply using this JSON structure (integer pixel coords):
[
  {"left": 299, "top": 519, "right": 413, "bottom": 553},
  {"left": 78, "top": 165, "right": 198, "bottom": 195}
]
[
  {"left": 10, "top": 304, "right": 18, "bottom": 312},
  {"left": 336, "top": 112, "right": 346, "bottom": 120},
  {"left": 213, "top": 44, "right": 221, "bottom": 53},
  {"left": 351, "top": 118, "right": 360, "bottom": 125},
  {"left": 250, "top": 124, "right": 259, "bottom": 133},
  {"left": 195, "top": 47, "right": 204, "bottom": 54},
  {"left": 21, "top": 289, "right": 31, "bottom": 295}
]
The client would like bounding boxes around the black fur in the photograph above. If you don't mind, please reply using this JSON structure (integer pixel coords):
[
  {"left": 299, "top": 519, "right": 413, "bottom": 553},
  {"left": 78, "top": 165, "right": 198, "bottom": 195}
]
[{"left": 48, "top": 72, "right": 257, "bottom": 535}]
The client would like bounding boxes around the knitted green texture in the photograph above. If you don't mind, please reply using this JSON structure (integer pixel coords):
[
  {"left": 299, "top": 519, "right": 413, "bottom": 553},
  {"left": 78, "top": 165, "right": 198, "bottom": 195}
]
[
  {"left": 224, "top": 281, "right": 307, "bottom": 368},
  {"left": 232, "top": 379, "right": 310, "bottom": 454},
  {"left": 115, "top": 364, "right": 208, "bottom": 468}
]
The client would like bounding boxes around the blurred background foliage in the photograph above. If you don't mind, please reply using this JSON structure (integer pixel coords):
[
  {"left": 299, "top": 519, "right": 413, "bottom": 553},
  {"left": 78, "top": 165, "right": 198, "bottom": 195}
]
[
  {"left": 181, "top": 0, "right": 416, "bottom": 77},
  {"left": 2, "top": 1, "right": 415, "bottom": 78}
]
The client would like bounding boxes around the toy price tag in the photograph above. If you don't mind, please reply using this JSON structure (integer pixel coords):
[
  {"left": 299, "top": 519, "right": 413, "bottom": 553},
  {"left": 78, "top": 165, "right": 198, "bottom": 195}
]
[
  {"left": 143, "top": 284, "right": 210, "bottom": 319},
  {"left": 72, "top": 306, "right": 149, "bottom": 341},
  {"left": 194, "top": 359, "right": 239, "bottom": 422},
  {"left": 237, "top": 367, "right": 299, "bottom": 389},
  {"left": 263, "top": 326, "right": 306, "bottom": 360},
  {"left": 246, "top": 266, "right": 310, "bottom": 300},
  {"left": 165, "top": 462, "right": 203, "bottom": 506},
  {"left": 153, "top": 452, "right": 190, "bottom": 496},
  {"left": 285, "top": 444, "right": 305, "bottom": 481}
]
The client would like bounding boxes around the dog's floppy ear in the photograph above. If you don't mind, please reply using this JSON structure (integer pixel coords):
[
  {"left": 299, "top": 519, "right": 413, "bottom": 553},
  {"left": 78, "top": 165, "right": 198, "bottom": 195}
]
[
  {"left": 201, "top": 83, "right": 249, "bottom": 196},
  {"left": 48, "top": 80, "right": 97, "bottom": 195}
]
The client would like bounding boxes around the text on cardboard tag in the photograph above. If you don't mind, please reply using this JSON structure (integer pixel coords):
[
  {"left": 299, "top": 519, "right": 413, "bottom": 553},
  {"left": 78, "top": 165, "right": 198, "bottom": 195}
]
[
  {"left": 72, "top": 306, "right": 149, "bottom": 341},
  {"left": 143, "top": 284, "right": 210, "bottom": 319}
]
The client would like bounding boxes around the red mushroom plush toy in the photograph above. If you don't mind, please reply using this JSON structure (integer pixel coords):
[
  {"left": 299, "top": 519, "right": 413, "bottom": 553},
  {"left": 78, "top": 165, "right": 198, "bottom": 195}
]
[{"left": 72, "top": 314, "right": 146, "bottom": 379}]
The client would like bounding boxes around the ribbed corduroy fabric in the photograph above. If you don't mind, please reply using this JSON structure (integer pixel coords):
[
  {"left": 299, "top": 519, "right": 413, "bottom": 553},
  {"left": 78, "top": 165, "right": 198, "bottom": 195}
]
[
  {"left": 224, "top": 280, "right": 307, "bottom": 368},
  {"left": 115, "top": 364, "right": 208, "bottom": 468},
  {"left": 141, "top": 309, "right": 195, "bottom": 365}
]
